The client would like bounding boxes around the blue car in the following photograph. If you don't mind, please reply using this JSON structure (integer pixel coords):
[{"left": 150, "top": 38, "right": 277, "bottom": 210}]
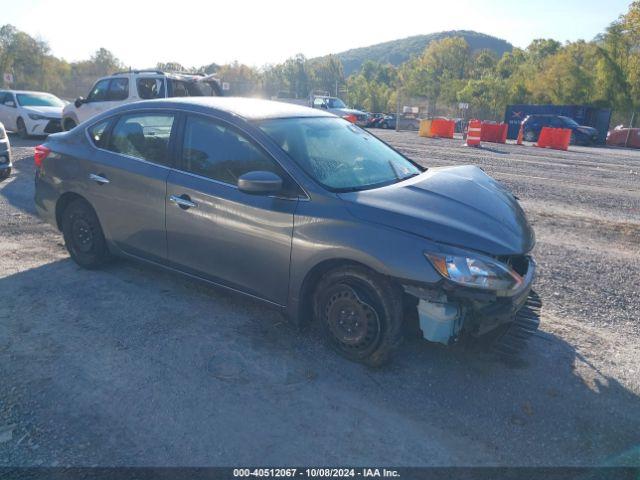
[{"left": 521, "top": 114, "right": 598, "bottom": 145}]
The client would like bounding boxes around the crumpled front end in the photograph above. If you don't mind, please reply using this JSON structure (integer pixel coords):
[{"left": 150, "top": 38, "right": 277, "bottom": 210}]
[{"left": 404, "top": 255, "right": 536, "bottom": 345}]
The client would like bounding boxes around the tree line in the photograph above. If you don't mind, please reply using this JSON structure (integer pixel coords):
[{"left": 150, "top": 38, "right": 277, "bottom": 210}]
[{"left": 1, "top": 1, "right": 638, "bottom": 125}]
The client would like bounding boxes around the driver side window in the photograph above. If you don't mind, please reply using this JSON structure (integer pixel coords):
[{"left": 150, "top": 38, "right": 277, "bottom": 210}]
[
  {"left": 181, "top": 115, "right": 285, "bottom": 186},
  {"left": 87, "top": 79, "right": 110, "bottom": 102}
]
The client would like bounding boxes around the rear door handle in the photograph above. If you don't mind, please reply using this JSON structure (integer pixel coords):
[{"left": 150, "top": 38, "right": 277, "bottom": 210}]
[
  {"left": 89, "top": 173, "right": 109, "bottom": 185},
  {"left": 169, "top": 194, "right": 197, "bottom": 210}
]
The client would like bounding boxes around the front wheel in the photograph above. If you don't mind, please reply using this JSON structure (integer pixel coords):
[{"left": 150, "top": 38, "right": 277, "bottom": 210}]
[
  {"left": 17, "top": 118, "right": 29, "bottom": 139},
  {"left": 313, "top": 265, "right": 404, "bottom": 367},
  {"left": 0, "top": 168, "right": 10, "bottom": 181},
  {"left": 380, "top": 122, "right": 388, "bottom": 129},
  {"left": 61, "top": 198, "right": 111, "bottom": 269},
  {"left": 63, "top": 118, "right": 77, "bottom": 131}
]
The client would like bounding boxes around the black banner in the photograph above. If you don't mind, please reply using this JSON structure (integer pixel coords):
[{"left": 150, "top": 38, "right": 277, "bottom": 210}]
[{"left": 0, "top": 468, "right": 638, "bottom": 480}]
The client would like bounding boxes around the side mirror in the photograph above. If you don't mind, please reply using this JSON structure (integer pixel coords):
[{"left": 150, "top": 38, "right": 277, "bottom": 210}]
[
  {"left": 74, "top": 97, "right": 85, "bottom": 108},
  {"left": 237, "top": 171, "right": 283, "bottom": 195},
  {"left": 4, "top": 100, "right": 16, "bottom": 108}
]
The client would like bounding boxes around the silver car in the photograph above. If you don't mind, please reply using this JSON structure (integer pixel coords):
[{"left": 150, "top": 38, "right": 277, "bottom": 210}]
[
  {"left": 34, "top": 97, "right": 536, "bottom": 366},
  {"left": 0, "top": 121, "right": 11, "bottom": 180}
]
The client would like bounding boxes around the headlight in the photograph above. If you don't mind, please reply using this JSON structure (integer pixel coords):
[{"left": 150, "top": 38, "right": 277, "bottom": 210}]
[
  {"left": 28, "top": 113, "right": 48, "bottom": 121},
  {"left": 425, "top": 251, "right": 523, "bottom": 291}
]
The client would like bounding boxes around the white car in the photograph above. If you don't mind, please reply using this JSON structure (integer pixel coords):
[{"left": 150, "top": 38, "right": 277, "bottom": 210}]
[
  {"left": 0, "top": 121, "right": 10, "bottom": 180},
  {"left": 0, "top": 90, "right": 65, "bottom": 138},
  {"left": 62, "top": 70, "right": 221, "bottom": 130}
]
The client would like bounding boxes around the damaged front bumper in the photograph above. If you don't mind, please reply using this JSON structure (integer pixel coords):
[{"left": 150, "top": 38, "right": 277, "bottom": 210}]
[{"left": 404, "top": 256, "right": 536, "bottom": 344}]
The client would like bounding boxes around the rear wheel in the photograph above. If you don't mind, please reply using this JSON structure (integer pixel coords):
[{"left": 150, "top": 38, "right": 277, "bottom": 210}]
[
  {"left": 17, "top": 118, "right": 29, "bottom": 139},
  {"left": 313, "top": 265, "right": 403, "bottom": 367},
  {"left": 0, "top": 168, "right": 10, "bottom": 181},
  {"left": 61, "top": 198, "right": 111, "bottom": 269}
]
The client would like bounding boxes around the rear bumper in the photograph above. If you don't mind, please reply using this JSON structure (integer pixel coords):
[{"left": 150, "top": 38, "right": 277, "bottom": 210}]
[{"left": 34, "top": 172, "right": 59, "bottom": 228}]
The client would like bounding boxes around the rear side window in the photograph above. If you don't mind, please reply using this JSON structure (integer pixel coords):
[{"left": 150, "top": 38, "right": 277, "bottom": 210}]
[
  {"left": 108, "top": 78, "right": 129, "bottom": 101},
  {"left": 136, "top": 78, "right": 165, "bottom": 99},
  {"left": 88, "top": 119, "right": 110, "bottom": 148},
  {"left": 108, "top": 113, "right": 175, "bottom": 166},
  {"left": 87, "top": 79, "right": 110, "bottom": 102},
  {"left": 170, "top": 80, "right": 189, "bottom": 97},
  {"left": 181, "top": 115, "right": 283, "bottom": 185}
]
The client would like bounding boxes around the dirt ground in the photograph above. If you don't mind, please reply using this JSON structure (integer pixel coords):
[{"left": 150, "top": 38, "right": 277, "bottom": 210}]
[{"left": 0, "top": 132, "right": 639, "bottom": 467}]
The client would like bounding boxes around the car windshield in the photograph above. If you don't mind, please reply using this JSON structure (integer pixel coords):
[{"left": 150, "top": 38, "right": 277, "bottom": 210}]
[
  {"left": 559, "top": 116, "right": 580, "bottom": 127},
  {"left": 327, "top": 98, "right": 346, "bottom": 108},
  {"left": 258, "top": 117, "right": 422, "bottom": 192},
  {"left": 16, "top": 93, "right": 64, "bottom": 107}
]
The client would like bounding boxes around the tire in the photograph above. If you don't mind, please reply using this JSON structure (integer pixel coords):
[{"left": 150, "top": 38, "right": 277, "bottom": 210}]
[
  {"left": 313, "top": 265, "right": 404, "bottom": 367},
  {"left": 0, "top": 168, "right": 10, "bottom": 181},
  {"left": 61, "top": 198, "right": 111, "bottom": 269},
  {"left": 63, "top": 118, "right": 77, "bottom": 131},
  {"left": 16, "top": 118, "right": 29, "bottom": 139},
  {"left": 381, "top": 122, "right": 388, "bottom": 129},
  {"left": 523, "top": 129, "right": 536, "bottom": 142}
]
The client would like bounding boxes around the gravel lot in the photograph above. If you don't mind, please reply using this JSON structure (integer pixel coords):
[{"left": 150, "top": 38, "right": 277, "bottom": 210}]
[{"left": 0, "top": 132, "right": 639, "bottom": 467}]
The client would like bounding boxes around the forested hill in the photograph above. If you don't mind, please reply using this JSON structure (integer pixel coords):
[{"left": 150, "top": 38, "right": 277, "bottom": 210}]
[{"left": 331, "top": 30, "right": 513, "bottom": 75}]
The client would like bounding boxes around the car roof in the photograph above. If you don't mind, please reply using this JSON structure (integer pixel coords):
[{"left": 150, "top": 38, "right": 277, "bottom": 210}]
[
  {"left": 0, "top": 89, "right": 55, "bottom": 95},
  {"left": 122, "top": 97, "right": 336, "bottom": 120}
]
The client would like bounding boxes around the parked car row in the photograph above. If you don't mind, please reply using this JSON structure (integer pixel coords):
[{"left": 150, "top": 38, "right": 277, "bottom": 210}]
[
  {"left": 366, "top": 113, "right": 421, "bottom": 130},
  {"left": 0, "top": 70, "right": 221, "bottom": 139}
]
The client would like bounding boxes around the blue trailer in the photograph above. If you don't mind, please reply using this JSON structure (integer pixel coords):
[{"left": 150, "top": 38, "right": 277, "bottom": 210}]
[{"left": 504, "top": 105, "right": 611, "bottom": 144}]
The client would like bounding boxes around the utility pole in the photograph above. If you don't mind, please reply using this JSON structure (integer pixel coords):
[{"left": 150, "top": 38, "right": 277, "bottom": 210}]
[
  {"left": 625, "top": 112, "right": 635, "bottom": 148},
  {"left": 396, "top": 87, "right": 401, "bottom": 132}
]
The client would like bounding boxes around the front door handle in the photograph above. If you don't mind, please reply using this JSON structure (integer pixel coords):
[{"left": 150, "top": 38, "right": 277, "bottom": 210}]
[
  {"left": 89, "top": 173, "right": 109, "bottom": 185},
  {"left": 169, "top": 194, "right": 197, "bottom": 210}
]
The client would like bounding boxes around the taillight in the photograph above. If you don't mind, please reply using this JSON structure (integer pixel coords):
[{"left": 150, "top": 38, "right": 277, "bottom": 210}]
[{"left": 34, "top": 145, "right": 51, "bottom": 168}]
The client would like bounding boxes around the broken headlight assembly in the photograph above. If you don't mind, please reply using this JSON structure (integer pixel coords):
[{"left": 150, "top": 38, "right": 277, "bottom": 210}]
[{"left": 425, "top": 251, "right": 523, "bottom": 292}]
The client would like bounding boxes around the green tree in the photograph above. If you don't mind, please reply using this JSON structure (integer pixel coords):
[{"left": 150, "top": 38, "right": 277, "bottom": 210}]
[{"left": 401, "top": 37, "right": 471, "bottom": 114}]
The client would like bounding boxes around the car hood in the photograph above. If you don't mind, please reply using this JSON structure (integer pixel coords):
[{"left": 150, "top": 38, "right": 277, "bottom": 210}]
[
  {"left": 338, "top": 165, "right": 535, "bottom": 256},
  {"left": 22, "top": 106, "right": 63, "bottom": 118}
]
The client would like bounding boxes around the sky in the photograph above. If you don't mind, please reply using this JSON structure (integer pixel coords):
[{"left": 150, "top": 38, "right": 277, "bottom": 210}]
[{"left": 1, "top": 0, "right": 632, "bottom": 68}]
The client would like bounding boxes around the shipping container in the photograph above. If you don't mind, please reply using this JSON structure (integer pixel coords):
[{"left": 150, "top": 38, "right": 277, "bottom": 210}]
[{"left": 504, "top": 105, "right": 611, "bottom": 144}]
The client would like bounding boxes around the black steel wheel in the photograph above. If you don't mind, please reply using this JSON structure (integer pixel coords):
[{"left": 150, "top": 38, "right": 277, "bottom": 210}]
[
  {"left": 61, "top": 198, "right": 111, "bottom": 269},
  {"left": 313, "top": 265, "right": 403, "bottom": 367}
]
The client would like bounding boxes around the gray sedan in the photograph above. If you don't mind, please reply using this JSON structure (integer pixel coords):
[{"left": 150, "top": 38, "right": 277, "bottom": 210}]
[{"left": 34, "top": 97, "right": 536, "bottom": 366}]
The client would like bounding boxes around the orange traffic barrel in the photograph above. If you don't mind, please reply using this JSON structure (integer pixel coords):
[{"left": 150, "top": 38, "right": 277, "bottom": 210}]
[{"left": 465, "top": 119, "right": 482, "bottom": 147}]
